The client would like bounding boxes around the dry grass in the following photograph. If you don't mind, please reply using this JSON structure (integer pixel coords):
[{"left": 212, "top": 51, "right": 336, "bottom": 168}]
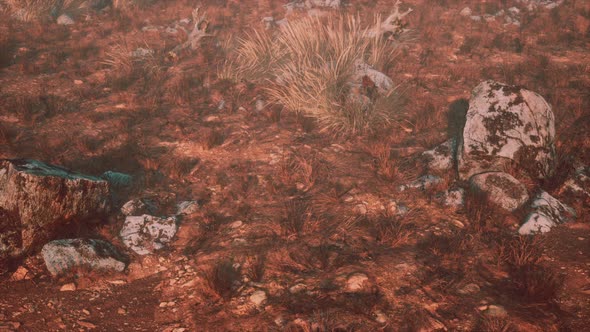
[
  {"left": 223, "top": 14, "right": 407, "bottom": 136},
  {"left": 101, "top": 40, "right": 160, "bottom": 90},
  {"left": 499, "top": 235, "right": 545, "bottom": 269},
  {"left": 3, "top": 0, "right": 89, "bottom": 22}
]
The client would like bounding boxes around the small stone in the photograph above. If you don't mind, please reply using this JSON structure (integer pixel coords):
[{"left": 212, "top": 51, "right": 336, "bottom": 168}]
[
  {"left": 485, "top": 305, "right": 507, "bottom": 317},
  {"left": 57, "top": 14, "right": 74, "bottom": 25},
  {"left": 82, "top": 309, "right": 90, "bottom": 315},
  {"left": 346, "top": 273, "right": 369, "bottom": 292},
  {"left": 74, "top": 80, "right": 83, "bottom": 85},
  {"left": 374, "top": 310, "right": 387, "bottom": 324},
  {"left": 10, "top": 266, "right": 31, "bottom": 281},
  {"left": 230, "top": 220, "right": 243, "bottom": 229},
  {"left": 77, "top": 320, "right": 97, "bottom": 329},
  {"left": 176, "top": 201, "right": 199, "bottom": 216},
  {"left": 117, "top": 308, "right": 126, "bottom": 315},
  {"left": 159, "top": 302, "right": 167, "bottom": 308},
  {"left": 250, "top": 290, "right": 267, "bottom": 306},
  {"left": 289, "top": 284, "right": 307, "bottom": 294},
  {"left": 460, "top": 7, "right": 472, "bottom": 17},
  {"left": 60, "top": 283, "right": 76, "bottom": 291}
]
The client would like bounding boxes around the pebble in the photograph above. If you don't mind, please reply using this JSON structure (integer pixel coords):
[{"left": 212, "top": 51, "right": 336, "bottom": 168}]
[
  {"left": 60, "top": 283, "right": 76, "bottom": 292},
  {"left": 346, "top": 273, "right": 369, "bottom": 292},
  {"left": 249, "top": 290, "right": 267, "bottom": 306}
]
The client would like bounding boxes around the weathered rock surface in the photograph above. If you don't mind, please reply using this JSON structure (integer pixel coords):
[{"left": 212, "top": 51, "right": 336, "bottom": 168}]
[
  {"left": 121, "top": 199, "right": 157, "bottom": 216},
  {"left": 469, "top": 172, "right": 529, "bottom": 212},
  {"left": 0, "top": 159, "right": 110, "bottom": 260},
  {"left": 41, "top": 239, "right": 127, "bottom": 277},
  {"left": 56, "top": 14, "right": 74, "bottom": 25},
  {"left": 457, "top": 81, "right": 556, "bottom": 180},
  {"left": 399, "top": 175, "right": 442, "bottom": 191},
  {"left": 422, "top": 139, "right": 456, "bottom": 172},
  {"left": 558, "top": 165, "right": 590, "bottom": 203},
  {"left": 176, "top": 201, "right": 199, "bottom": 216},
  {"left": 120, "top": 215, "right": 178, "bottom": 255},
  {"left": 519, "top": 191, "right": 576, "bottom": 234},
  {"left": 353, "top": 60, "right": 393, "bottom": 95}
]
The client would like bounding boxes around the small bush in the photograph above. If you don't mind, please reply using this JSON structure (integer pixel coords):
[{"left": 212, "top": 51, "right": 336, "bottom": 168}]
[{"left": 224, "top": 14, "right": 407, "bottom": 136}]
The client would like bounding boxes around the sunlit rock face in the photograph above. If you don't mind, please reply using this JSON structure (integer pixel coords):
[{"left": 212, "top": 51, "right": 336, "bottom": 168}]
[
  {"left": 0, "top": 159, "right": 111, "bottom": 261},
  {"left": 42, "top": 238, "right": 127, "bottom": 277},
  {"left": 457, "top": 81, "right": 556, "bottom": 180},
  {"left": 519, "top": 191, "right": 576, "bottom": 235}
]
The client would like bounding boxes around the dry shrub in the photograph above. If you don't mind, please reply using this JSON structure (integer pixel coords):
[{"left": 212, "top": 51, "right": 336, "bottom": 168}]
[
  {"left": 224, "top": 14, "right": 407, "bottom": 136},
  {"left": 281, "top": 198, "right": 312, "bottom": 236},
  {"left": 208, "top": 258, "right": 241, "bottom": 300},
  {"left": 102, "top": 41, "right": 160, "bottom": 90},
  {"left": 510, "top": 265, "right": 563, "bottom": 303},
  {"left": 475, "top": 316, "right": 515, "bottom": 332},
  {"left": 465, "top": 189, "right": 496, "bottom": 233},
  {"left": 365, "top": 141, "right": 400, "bottom": 181},
  {"left": 499, "top": 235, "right": 545, "bottom": 269},
  {"left": 373, "top": 212, "right": 414, "bottom": 248},
  {"left": 4, "top": 0, "right": 89, "bottom": 22}
]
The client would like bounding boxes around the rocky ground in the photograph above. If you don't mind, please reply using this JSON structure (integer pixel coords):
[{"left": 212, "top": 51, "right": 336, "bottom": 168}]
[{"left": 0, "top": 0, "right": 589, "bottom": 331}]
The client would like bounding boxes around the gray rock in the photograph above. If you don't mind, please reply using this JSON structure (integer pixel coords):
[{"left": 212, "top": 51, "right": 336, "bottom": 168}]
[
  {"left": 120, "top": 215, "right": 178, "bottom": 255},
  {"left": 469, "top": 172, "right": 529, "bottom": 212},
  {"left": 558, "top": 165, "right": 590, "bottom": 201},
  {"left": 307, "top": 0, "right": 341, "bottom": 8},
  {"left": 353, "top": 60, "right": 393, "bottom": 94},
  {"left": 422, "top": 139, "right": 456, "bottom": 172},
  {"left": 120, "top": 199, "right": 157, "bottom": 216},
  {"left": 460, "top": 7, "right": 472, "bottom": 17},
  {"left": 443, "top": 187, "right": 465, "bottom": 208},
  {"left": 42, "top": 239, "right": 127, "bottom": 277},
  {"left": 0, "top": 159, "right": 110, "bottom": 260},
  {"left": 399, "top": 175, "right": 442, "bottom": 191},
  {"left": 457, "top": 81, "right": 556, "bottom": 180},
  {"left": 519, "top": 191, "right": 576, "bottom": 234},
  {"left": 346, "top": 273, "right": 369, "bottom": 292},
  {"left": 57, "top": 14, "right": 74, "bottom": 25}
]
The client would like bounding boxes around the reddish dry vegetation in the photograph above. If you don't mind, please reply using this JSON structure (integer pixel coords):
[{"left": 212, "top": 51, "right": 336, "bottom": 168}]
[{"left": 1, "top": 0, "right": 589, "bottom": 331}]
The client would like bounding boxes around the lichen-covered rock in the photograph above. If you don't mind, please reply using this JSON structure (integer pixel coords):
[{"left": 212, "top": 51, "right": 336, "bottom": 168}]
[
  {"left": 422, "top": 139, "right": 456, "bottom": 172},
  {"left": 399, "top": 175, "right": 442, "bottom": 191},
  {"left": 457, "top": 81, "right": 556, "bottom": 180},
  {"left": 0, "top": 159, "right": 110, "bottom": 260},
  {"left": 41, "top": 239, "right": 127, "bottom": 277},
  {"left": 120, "top": 215, "right": 178, "bottom": 255},
  {"left": 558, "top": 165, "right": 590, "bottom": 203},
  {"left": 353, "top": 60, "right": 393, "bottom": 95},
  {"left": 469, "top": 172, "right": 529, "bottom": 212},
  {"left": 519, "top": 191, "right": 576, "bottom": 234},
  {"left": 442, "top": 187, "right": 465, "bottom": 208},
  {"left": 56, "top": 14, "right": 74, "bottom": 25}
]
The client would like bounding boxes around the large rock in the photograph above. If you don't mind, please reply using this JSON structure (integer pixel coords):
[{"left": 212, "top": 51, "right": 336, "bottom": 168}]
[
  {"left": 0, "top": 159, "right": 110, "bottom": 260},
  {"left": 457, "top": 81, "right": 556, "bottom": 180},
  {"left": 469, "top": 172, "right": 529, "bottom": 212},
  {"left": 120, "top": 215, "right": 178, "bottom": 255},
  {"left": 42, "top": 239, "right": 127, "bottom": 277},
  {"left": 519, "top": 191, "right": 576, "bottom": 234}
]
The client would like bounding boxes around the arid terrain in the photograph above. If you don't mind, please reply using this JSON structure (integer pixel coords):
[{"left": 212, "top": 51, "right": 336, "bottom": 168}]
[{"left": 0, "top": 0, "right": 589, "bottom": 331}]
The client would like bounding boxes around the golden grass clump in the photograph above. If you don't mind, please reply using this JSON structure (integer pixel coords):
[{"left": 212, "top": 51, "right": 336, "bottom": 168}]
[
  {"left": 3, "top": 0, "right": 89, "bottom": 22},
  {"left": 222, "top": 14, "right": 408, "bottom": 136}
]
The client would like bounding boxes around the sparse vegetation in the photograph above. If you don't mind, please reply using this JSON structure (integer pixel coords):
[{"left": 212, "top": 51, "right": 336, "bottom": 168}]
[{"left": 224, "top": 14, "right": 406, "bottom": 135}]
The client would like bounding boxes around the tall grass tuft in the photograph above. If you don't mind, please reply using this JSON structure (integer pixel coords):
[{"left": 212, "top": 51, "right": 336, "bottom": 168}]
[{"left": 223, "top": 14, "right": 408, "bottom": 136}]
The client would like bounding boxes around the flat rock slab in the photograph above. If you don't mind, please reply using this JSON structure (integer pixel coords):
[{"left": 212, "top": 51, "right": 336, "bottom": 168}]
[
  {"left": 120, "top": 215, "right": 178, "bottom": 255},
  {"left": 422, "top": 139, "right": 456, "bottom": 172},
  {"left": 469, "top": 172, "right": 529, "bottom": 212},
  {"left": 42, "top": 239, "right": 127, "bottom": 277},
  {"left": 458, "top": 81, "right": 556, "bottom": 180},
  {"left": 0, "top": 159, "right": 110, "bottom": 260}
]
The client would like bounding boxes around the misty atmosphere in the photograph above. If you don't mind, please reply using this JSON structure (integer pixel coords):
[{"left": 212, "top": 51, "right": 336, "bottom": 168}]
[{"left": 0, "top": 0, "right": 589, "bottom": 331}]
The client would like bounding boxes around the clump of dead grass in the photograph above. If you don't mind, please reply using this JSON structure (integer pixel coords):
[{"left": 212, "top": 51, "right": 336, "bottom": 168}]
[
  {"left": 101, "top": 40, "right": 161, "bottom": 90},
  {"left": 3, "top": 0, "right": 89, "bottom": 22},
  {"left": 222, "top": 13, "right": 409, "bottom": 136}
]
